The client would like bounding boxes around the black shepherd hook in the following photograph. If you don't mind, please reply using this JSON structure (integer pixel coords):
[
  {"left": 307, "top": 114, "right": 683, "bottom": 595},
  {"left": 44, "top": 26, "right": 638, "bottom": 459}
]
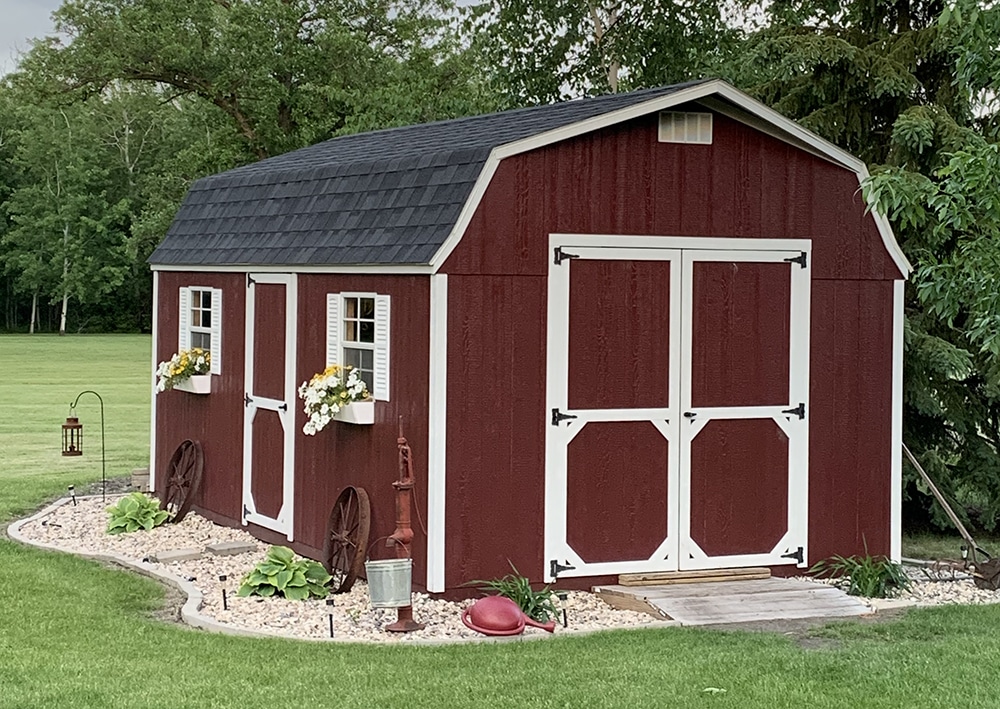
[{"left": 69, "top": 390, "right": 106, "bottom": 503}]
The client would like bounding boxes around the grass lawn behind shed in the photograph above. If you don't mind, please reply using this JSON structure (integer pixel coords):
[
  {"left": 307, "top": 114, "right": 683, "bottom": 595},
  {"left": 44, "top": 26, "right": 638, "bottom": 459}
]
[{"left": 3, "top": 334, "right": 1000, "bottom": 709}]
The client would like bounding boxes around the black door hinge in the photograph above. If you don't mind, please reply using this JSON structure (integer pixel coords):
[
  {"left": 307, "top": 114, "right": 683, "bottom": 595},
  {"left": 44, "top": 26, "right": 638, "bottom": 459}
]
[
  {"left": 781, "top": 546, "right": 804, "bottom": 564},
  {"left": 247, "top": 274, "right": 255, "bottom": 287},
  {"left": 243, "top": 504, "right": 250, "bottom": 518},
  {"left": 279, "top": 403, "right": 288, "bottom": 412},
  {"left": 244, "top": 393, "right": 253, "bottom": 407},
  {"left": 551, "top": 408, "right": 578, "bottom": 426},
  {"left": 781, "top": 402, "right": 805, "bottom": 420},
  {"left": 554, "top": 247, "right": 580, "bottom": 265},
  {"left": 783, "top": 252, "right": 807, "bottom": 269},
  {"left": 550, "top": 560, "right": 576, "bottom": 578}
]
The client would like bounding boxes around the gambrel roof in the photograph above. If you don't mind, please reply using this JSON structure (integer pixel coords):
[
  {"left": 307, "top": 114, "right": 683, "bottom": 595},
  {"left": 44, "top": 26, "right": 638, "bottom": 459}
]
[{"left": 149, "top": 79, "right": 909, "bottom": 275}]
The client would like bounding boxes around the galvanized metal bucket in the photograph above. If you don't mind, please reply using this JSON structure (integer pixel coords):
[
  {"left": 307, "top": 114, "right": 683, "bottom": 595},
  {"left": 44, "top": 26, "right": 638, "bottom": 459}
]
[{"left": 365, "top": 558, "right": 412, "bottom": 608}]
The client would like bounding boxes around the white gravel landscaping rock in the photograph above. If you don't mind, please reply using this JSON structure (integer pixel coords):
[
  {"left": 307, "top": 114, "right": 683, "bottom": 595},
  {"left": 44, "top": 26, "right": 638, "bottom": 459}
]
[{"left": 12, "top": 495, "right": 663, "bottom": 644}]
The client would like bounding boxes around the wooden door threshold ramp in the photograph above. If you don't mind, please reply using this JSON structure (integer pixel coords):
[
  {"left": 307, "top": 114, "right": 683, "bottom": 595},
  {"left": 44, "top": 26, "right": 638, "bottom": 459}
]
[
  {"left": 618, "top": 567, "right": 771, "bottom": 586},
  {"left": 594, "top": 577, "right": 870, "bottom": 625}
]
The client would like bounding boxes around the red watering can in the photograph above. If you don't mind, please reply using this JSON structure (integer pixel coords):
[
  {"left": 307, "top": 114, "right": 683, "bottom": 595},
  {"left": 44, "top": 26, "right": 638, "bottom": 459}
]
[{"left": 461, "top": 595, "right": 557, "bottom": 636}]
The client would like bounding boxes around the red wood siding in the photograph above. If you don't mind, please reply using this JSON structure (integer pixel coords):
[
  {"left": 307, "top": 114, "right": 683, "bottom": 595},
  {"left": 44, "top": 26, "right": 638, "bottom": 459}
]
[
  {"left": 690, "top": 261, "right": 790, "bottom": 407},
  {"left": 568, "top": 260, "right": 672, "bottom": 410},
  {"left": 444, "top": 275, "right": 547, "bottom": 589},
  {"left": 689, "top": 418, "right": 789, "bottom": 556},
  {"left": 252, "top": 283, "right": 286, "bottom": 400},
  {"left": 442, "top": 110, "right": 899, "bottom": 281},
  {"left": 154, "top": 272, "right": 246, "bottom": 521},
  {"left": 567, "top": 421, "right": 669, "bottom": 563},
  {"left": 808, "top": 280, "right": 894, "bottom": 560},
  {"left": 294, "top": 275, "right": 431, "bottom": 586},
  {"left": 250, "top": 410, "right": 284, "bottom": 520},
  {"left": 155, "top": 272, "right": 430, "bottom": 586}
]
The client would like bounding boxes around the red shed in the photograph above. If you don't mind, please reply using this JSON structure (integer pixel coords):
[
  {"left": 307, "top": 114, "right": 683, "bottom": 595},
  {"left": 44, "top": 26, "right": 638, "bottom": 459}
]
[{"left": 149, "top": 79, "right": 909, "bottom": 595}]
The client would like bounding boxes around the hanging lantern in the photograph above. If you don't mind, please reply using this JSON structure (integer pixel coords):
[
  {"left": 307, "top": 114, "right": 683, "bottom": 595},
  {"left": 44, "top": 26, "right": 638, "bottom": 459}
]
[{"left": 62, "top": 416, "right": 83, "bottom": 456}]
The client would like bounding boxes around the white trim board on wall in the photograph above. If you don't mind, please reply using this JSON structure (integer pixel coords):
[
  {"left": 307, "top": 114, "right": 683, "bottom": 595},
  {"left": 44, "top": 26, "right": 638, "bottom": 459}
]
[
  {"left": 426, "top": 274, "right": 448, "bottom": 592},
  {"left": 891, "top": 280, "right": 904, "bottom": 562},
  {"left": 149, "top": 271, "right": 160, "bottom": 492}
]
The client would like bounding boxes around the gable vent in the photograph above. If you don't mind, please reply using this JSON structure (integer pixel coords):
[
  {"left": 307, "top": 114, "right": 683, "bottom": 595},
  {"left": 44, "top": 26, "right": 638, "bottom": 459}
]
[{"left": 658, "top": 111, "right": 713, "bottom": 144}]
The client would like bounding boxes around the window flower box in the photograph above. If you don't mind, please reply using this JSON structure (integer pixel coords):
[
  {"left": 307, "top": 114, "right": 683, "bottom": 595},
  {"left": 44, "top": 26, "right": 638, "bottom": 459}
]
[
  {"left": 156, "top": 348, "right": 212, "bottom": 395},
  {"left": 332, "top": 400, "right": 374, "bottom": 425},
  {"left": 174, "top": 374, "right": 212, "bottom": 395},
  {"left": 299, "top": 365, "right": 373, "bottom": 433}
]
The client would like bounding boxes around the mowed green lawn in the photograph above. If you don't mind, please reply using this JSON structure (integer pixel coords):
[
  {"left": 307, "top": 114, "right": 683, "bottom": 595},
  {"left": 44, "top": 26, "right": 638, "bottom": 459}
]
[{"left": 3, "top": 334, "right": 1000, "bottom": 708}]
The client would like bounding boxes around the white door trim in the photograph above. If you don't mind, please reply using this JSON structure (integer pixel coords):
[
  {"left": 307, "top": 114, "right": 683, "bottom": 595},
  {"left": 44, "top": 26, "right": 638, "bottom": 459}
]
[{"left": 242, "top": 273, "right": 297, "bottom": 540}]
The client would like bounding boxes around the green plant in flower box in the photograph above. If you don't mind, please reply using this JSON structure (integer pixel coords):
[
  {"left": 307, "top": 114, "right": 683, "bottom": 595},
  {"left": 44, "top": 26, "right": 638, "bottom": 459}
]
[
  {"left": 238, "top": 545, "right": 331, "bottom": 600},
  {"left": 155, "top": 347, "right": 211, "bottom": 392},
  {"left": 106, "top": 492, "right": 169, "bottom": 534}
]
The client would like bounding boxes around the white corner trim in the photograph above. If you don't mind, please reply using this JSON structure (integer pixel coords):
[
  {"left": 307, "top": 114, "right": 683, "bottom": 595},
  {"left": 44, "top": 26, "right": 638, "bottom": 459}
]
[
  {"left": 284, "top": 274, "right": 298, "bottom": 542},
  {"left": 890, "top": 279, "right": 904, "bottom": 562},
  {"left": 149, "top": 271, "right": 160, "bottom": 492},
  {"left": 426, "top": 275, "right": 448, "bottom": 592}
]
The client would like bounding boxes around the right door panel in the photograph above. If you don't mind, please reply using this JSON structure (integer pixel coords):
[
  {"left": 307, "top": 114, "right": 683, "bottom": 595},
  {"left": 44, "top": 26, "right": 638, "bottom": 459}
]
[{"left": 678, "top": 250, "right": 810, "bottom": 570}]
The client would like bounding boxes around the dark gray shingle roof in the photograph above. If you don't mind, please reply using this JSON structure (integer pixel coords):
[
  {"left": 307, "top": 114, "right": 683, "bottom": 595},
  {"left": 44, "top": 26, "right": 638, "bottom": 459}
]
[{"left": 150, "top": 81, "right": 705, "bottom": 267}]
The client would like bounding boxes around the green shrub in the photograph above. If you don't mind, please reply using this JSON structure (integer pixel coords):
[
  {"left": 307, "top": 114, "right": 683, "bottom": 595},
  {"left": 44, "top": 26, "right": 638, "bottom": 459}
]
[
  {"left": 238, "top": 546, "right": 331, "bottom": 600},
  {"left": 810, "top": 554, "right": 911, "bottom": 598},
  {"left": 106, "top": 493, "right": 169, "bottom": 534},
  {"left": 472, "top": 563, "right": 561, "bottom": 623}
]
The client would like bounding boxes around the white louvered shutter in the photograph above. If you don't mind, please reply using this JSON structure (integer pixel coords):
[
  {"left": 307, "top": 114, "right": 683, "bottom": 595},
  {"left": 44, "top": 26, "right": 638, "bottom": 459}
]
[
  {"left": 374, "top": 295, "right": 391, "bottom": 401},
  {"left": 326, "top": 293, "right": 341, "bottom": 367},
  {"left": 178, "top": 287, "right": 191, "bottom": 352},
  {"left": 210, "top": 288, "right": 223, "bottom": 375}
]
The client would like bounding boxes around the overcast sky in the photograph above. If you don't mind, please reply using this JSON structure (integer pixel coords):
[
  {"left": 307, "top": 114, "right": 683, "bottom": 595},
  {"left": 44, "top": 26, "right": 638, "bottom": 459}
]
[{"left": 0, "top": 0, "right": 63, "bottom": 75}]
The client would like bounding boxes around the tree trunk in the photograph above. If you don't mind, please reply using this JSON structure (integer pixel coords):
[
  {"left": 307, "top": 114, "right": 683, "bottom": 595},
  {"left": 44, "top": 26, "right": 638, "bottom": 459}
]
[
  {"left": 59, "top": 224, "right": 70, "bottom": 336},
  {"left": 30, "top": 292, "right": 38, "bottom": 334}
]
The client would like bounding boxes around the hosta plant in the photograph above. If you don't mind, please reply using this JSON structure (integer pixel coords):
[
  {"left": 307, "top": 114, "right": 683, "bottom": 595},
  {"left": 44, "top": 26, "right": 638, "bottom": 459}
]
[
  {"left": 106, "top": 492, "right": 169, "bottom": 534},
  {"left": 810, "top": 554, "right": 911, "bottom": 598},
  {"left": 472, "top": 563, "right": 561, "bottom": 623},
  {"left": 238, "top": 546, "right": 331, "bottom": 600}
]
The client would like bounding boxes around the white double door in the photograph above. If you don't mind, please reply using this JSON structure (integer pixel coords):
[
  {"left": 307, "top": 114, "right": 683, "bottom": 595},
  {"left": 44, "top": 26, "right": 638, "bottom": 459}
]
[{"left": 544, "top": 237, "right": 811, "bottom": 580}]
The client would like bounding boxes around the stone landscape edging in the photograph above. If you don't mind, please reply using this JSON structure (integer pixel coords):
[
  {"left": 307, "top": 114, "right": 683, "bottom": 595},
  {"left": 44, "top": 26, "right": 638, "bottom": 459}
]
[
  {"left": 7, "top": 495, "right": 281, "bottom": 640},
  {"left": 8, "top": 496, "right": 677, "bottom": 645}
]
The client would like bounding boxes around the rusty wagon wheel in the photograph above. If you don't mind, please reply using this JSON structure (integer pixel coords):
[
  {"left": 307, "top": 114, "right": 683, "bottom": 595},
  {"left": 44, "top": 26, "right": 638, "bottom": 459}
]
[
  {"left": 161, "top": 439, "right": 204, "bottom": 523},
  {"left": 323, "top": 486, "right": 371, "bottom": 594}
]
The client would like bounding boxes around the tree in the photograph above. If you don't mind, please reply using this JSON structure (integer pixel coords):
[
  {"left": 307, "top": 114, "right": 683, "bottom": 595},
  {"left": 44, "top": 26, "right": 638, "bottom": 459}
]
[
  {"left": 31, "top": 0, "right": 492, "bottom": 160},
  {"left": 726, "top": 0, "right": 1000, "bottom": 532},
  {"left": 469, "top": 0, "right": 740, "bottom": 105},
  {"left": 2, "top": 99, "right": 132, "bottom": 334}
]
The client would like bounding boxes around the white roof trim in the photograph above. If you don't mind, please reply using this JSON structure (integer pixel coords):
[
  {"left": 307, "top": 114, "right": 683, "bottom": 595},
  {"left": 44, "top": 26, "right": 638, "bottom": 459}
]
[
  {"left": 430, "top": 79, "right": 911, "bottom": 277},
  {"left": 150, "top": 263, "right": 435, "bottom": 274}
]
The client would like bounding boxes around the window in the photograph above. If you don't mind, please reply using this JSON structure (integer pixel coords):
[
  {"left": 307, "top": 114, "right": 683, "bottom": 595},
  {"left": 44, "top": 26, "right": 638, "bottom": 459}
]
[
  {"left": 658, "top": 111, "right": 713, "bottom": 144},
  {"left": 179, "top": 286, "right": 222, "bottom": 374},
  {"left": 326, "top": 292, "right": 390, "bottom": 400}
]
